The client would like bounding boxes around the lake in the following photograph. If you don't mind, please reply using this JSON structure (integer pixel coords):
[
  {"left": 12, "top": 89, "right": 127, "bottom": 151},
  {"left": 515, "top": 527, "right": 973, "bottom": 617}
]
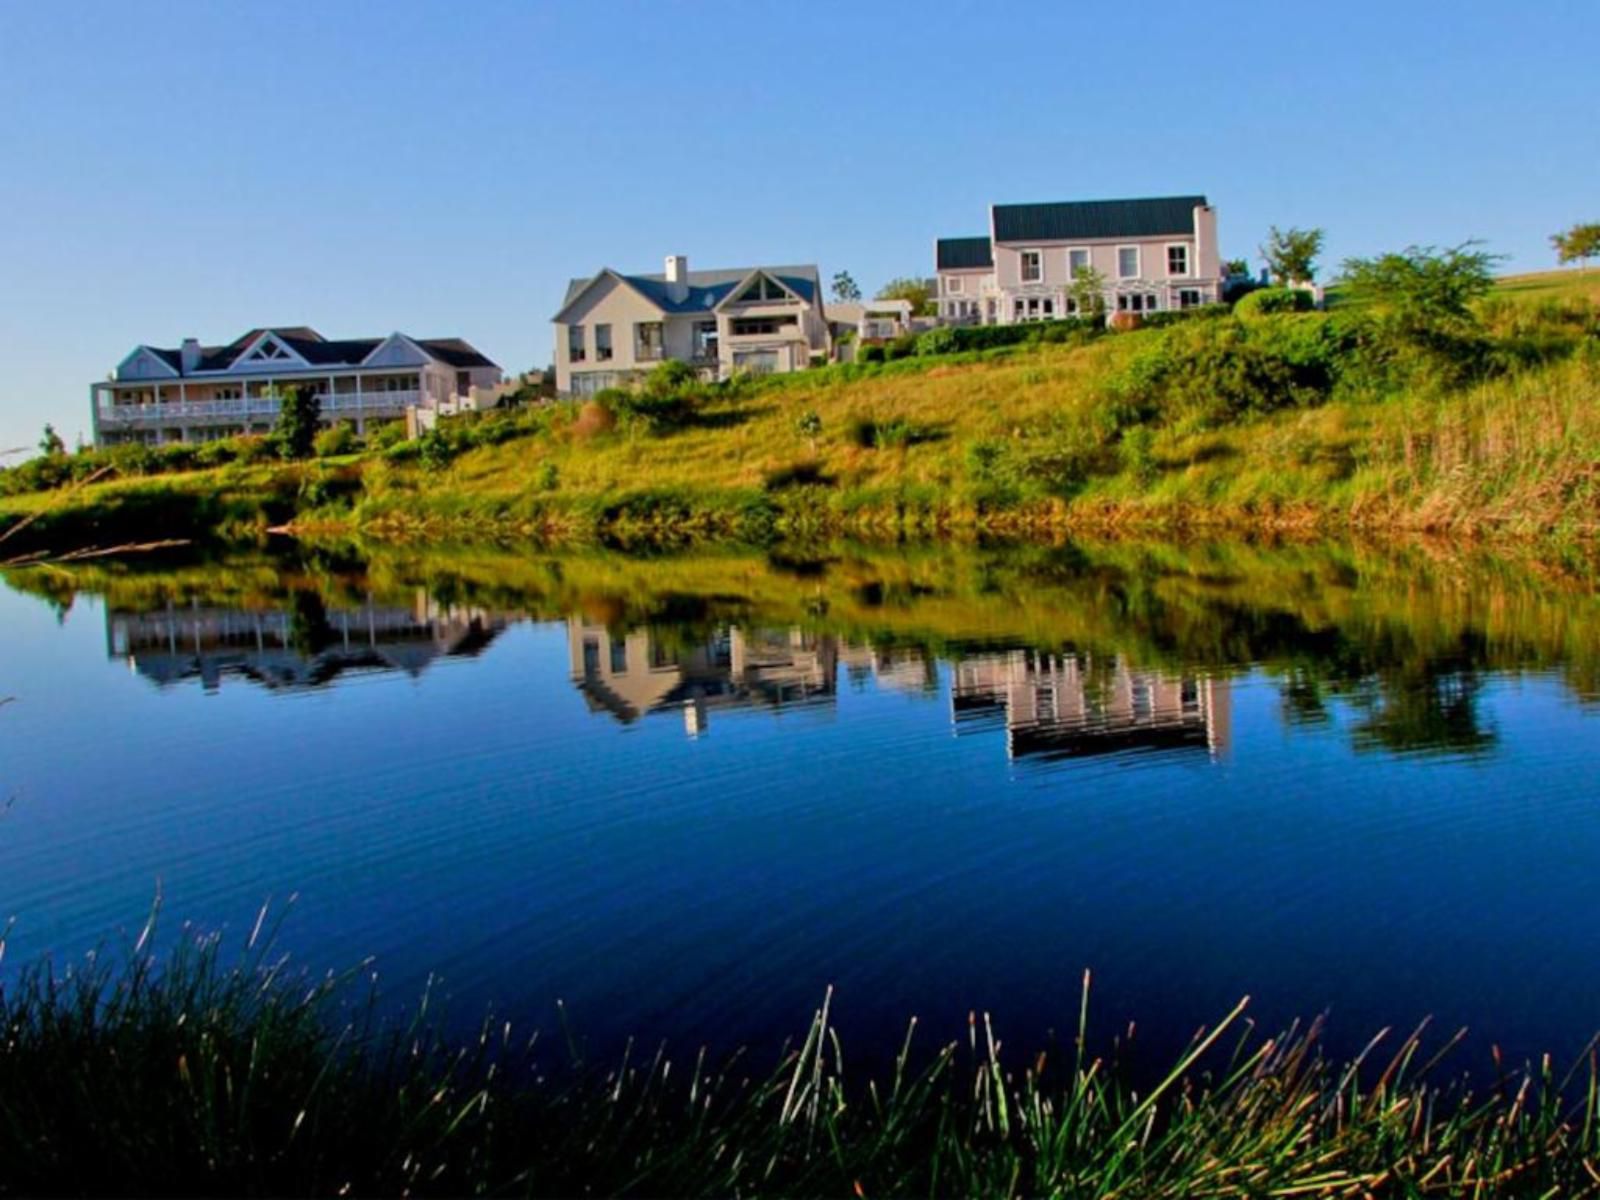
[{"left": 3, "top": 539, "right": 1599, "bottom": 1072}]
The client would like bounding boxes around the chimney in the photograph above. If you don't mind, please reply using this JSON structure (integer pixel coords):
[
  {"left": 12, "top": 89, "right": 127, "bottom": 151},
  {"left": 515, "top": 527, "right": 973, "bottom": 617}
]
[
  {"left": 181, "top": 338, "right": 201, "bottom": 373},
  {"left": 664, "top": 254, "right": 689, "bottom": 303}
]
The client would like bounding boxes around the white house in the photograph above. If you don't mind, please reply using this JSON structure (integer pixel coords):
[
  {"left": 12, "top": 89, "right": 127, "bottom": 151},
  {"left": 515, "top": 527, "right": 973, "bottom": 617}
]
[
  {"left": 936, "top": 195, "right": 1224, "bottom": 324},
  {"left": 551, "top": 256, "right": 830, "bottom": 395},
  {"left": 91, "top": 326, "right": 502, "bottom": 446}
]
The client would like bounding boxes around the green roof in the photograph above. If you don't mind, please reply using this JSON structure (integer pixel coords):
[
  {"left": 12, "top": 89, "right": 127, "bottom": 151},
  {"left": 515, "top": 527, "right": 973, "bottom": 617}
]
[
  {"left": 992, "top": 196, "right": 1206, "bottom": 243},
  {"left": 936, "top": 237, "right": 994, "bottom": 271}
]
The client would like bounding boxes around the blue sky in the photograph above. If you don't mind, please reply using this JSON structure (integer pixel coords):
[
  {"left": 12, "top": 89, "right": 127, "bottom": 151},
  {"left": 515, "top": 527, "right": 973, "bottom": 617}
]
[{"left": 1, "top": 0, "right": 1595, "bottom": 452}]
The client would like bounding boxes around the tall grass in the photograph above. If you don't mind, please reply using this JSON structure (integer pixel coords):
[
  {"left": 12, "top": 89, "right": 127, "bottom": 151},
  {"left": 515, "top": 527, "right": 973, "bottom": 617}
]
[{"left": 3, "top": 913, "right": 1599, "bottom": 1196}]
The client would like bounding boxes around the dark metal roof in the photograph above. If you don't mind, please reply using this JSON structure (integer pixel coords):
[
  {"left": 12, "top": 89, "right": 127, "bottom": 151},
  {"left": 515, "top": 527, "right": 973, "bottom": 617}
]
[
  {"left": 992, "top": 196, "right": 1207, "bottom": 243},
  {"left": 416, "top": 338, "right": 498, "bottom": 369},
  {"left": 139, "top": 327, "right": 497, "bottom": 375},
  {"left": 936, "top": 237, "right": 994, "bottom": 270},
  {"left": 556, "top": 265, "right": 823, "bottom": 319}
]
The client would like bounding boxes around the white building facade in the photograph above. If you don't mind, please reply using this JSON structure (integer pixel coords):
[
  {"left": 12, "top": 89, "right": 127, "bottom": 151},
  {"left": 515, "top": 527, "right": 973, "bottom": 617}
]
[
  {"left": 936, "top": 195, "right": 1224, "bottom": 325},
  {"left": 91, "top": 326, "right": 502, "bottom": 446},
  {"left": 552, "top": 257, "right": 831, "bottom": 395}
]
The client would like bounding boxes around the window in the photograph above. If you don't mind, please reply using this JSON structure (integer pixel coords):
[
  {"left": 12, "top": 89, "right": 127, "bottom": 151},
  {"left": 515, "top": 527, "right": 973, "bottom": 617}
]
[
  {"left": 570, "top": 373, "right": 617, "bottom": 396},
  {"left": 610, "top": 638, "right": 628, "bottom": 674},
  {"left": 1014, "top": 299, "right": 1025, "bottom": 320},
  {"left": 1167, "top": 244, "right": 1189, "bottom": 276},
  {"left": 1117, "top": 246, "right": 1139, "bottom": 279},
  {"left": 734, "top": 275, "right": 792, "bottom": 303},
  {"left": 1116, "top": 293, "right": 1160, "bottom": 313},
  {"left": 582, "top": 637, "right": 600, "bottom": 678},
  {"left": 731, "top": 315, "right": 797, "bottom": 336},
  {"left": 1068, "top": 248, "right": 1090, "bottom": 276},
  {"left": 380, "top": 374, "right": 418, "bottom": 392},
  {"left": 594, "top": 324, "right": 613, "bottom": 361},
  {"left": 732, "top": 349, "right": 780, "bottom": 374},
  {"left": 1179, "top": 288, "right": 1203, "bottom": 309},
  {"left": 1065, "top": 297, "right": 1079, "bottom": 315},
  {"left": 947, "top": 274, "right": 963, "bottom": 294},
  {"left": 568, "top": 325, "right": 586, "bottom": 362},
  {"left": 694, "top": 321, "right": 718, "bottom": 360},
  {"left": 1042, "top": 298, "right": 1054, "bottom": 316},
  {"left": 635, "top": 322, "right": 664, "bottom": 360},
  {"left": 1020, "top": 250, "right": 1042, "bottom": 283},
  {"left": 213, "top": 387, "right": 241, "bottom": 403}
]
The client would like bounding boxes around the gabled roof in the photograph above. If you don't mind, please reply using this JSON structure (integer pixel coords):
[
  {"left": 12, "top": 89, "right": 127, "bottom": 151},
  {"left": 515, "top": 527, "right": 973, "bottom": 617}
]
[
  {"left": 991, "top": 195, "right": 1207, "bottom": 243},
  {"left": 555, "top": 264, "right": 822, "bottom": 321},
  {"left": 120, "top": 326, "right": 498, "bottom": 377},
  {"left": 936, "top": 237, "right": 994, "bottom": 271}
]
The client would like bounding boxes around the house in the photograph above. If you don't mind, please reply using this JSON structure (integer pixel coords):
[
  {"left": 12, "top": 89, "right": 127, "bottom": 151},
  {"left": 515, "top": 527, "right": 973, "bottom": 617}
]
[
  {"left": 826, "top": 298, "right": 914, "bottom": 345},
  {"left": 551, "top": 256, "right": 830, "bottom": 395},
  {"left": 90, "top": 326, "right": 502, "bottom": 447},
  {"left": 934, "top": 237, "right": 996, "bottom": 324},
  {"left": 935, "top": 195, "right": 1223, "bottom": 325}
]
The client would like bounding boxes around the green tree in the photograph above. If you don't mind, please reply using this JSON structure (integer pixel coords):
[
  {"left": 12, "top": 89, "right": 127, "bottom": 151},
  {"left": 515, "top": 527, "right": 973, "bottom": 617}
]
[
  {"left": 38, "top": 424, "right": 65, "bottom": 457},
  {"left": 1339, "top": 241, "right": 1502, "bottom": 333},
  {"left": 1224, "top": 258, "right": 1250, "bottom": 277},
  {"left": 1068, "top": 265, "right": 1108, "bottom": 320},
  {"left": 272, "top": 384, "right": 321, "bottom": 460},
  {"left": 1551, "top": 222, "right": 1600, "bottom": 269},
  {"left": 876, "top": 277, "right": 936, "bottom": 316},
  {"left": 830, "top": 270, "right": 861, "bottom": 302},
  {"left": 1260, "top": 226, "right": 1325, "bottom": 284}
]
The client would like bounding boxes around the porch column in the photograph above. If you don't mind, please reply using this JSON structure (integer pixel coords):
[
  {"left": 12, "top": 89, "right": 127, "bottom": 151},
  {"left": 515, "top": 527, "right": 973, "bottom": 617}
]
[{"left": 355, "top": 372, "right": 364, "bottom": 433}]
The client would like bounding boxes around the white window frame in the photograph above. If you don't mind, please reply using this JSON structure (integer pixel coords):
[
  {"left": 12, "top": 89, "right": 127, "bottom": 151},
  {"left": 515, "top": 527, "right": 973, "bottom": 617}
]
[
  {"left": 567, "top": 324, "right": 586, "bottom": 363},
  {"left": 946, "top": 274, "right": 963, "bottom": 294},
  {"left": 1116, "top": 245, "right": 1140, "bottom": 280},
  {"left": 1165, "top": 243, "right": 1190, "bottom": 278},
  {"left": 1067, "top": 247, "right": 1091, "bottom": 277},
  {"left": 1020, "top": 249, "right": 1043, "bottom": 284},
  {"left": 595, "top": 323, "right": 613, "bottom": 361}
]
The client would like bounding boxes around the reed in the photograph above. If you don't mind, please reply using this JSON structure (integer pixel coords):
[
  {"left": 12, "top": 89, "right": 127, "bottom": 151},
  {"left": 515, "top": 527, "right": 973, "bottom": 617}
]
[{"left": 2, "top": 914, "right": 1598, "bottom": 1197}]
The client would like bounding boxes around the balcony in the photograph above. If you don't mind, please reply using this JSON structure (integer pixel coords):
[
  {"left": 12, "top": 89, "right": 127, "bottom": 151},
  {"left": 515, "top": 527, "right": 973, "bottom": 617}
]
[{"left": 96, "top": 391, "right": 420, "bottom": 427}]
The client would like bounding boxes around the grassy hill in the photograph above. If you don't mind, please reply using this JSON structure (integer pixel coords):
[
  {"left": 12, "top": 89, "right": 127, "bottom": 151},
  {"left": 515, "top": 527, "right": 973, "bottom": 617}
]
[{"left": 3, "top": 269, "right": 1598, "bottom": 556}]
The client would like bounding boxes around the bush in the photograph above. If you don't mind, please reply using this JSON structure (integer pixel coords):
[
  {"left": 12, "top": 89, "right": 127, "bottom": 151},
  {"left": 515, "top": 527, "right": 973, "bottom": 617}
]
[
  {"left": 1235, "top": 288, "right": 1315, "bottom": 319},
  {"left": 368, "top": 422, "right": 407, "bottom": 451},
  {"left": 573, "top": 399, "right": 617, "bottom": 440},
  {"left": 857, "top": 345, "right": 886, "bottom": 364},
  {"left": 193, "top": 440, "right": 240, "bottom": 469},
  {"left": 314, "top": 423, "right": 359, "bottom": 458},
  {"left": 232, "top": 435, "right": 276, "bottom": 465},
  {"left": 916, "top": 326, "right": 959, "bottom": 356},
  {"left": 533, "top": 461, "right": 560, "bottom": 492},
  {"left": 1142, "top": 304, "right": 1231, "bottom": 329}
]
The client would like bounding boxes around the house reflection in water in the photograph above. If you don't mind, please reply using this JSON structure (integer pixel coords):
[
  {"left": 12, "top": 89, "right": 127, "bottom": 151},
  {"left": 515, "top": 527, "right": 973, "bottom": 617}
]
[
  {"left": 107, "top": 592, "right": 508, "bottom": 692},
  {"left": 568, "top": 620, "right": 841, "bottom": 735},
  {"left": 952, "top": 650, "right": 1231, "bottom": 761}
]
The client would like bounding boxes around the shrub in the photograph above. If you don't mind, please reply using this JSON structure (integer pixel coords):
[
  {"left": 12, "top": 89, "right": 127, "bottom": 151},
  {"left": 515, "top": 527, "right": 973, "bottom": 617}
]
[
  {"left": 533, "top": 461, "right": 559, "bottom": 492},
  {"left": 416, "top": 427, "right": 454, "bottom": 472},
  {"left": 193, "top": 440, "right": 240, "bottom": 469},
  {"left": 314, "top": 422, "right": 359, "bottom": 458},
  {"left": 368, "top": 422, "right": 407, "bottom": 451},
  {"left": 915, "top": 327, "right": 959, "bottom": 356},
  {"left": 858, "top": 345, "right": 887, "bottom": 364},
  {"left": 232, "top": 435, "right": 276, "bottom": 465},
  {"left": 573, "top": 399, "right": 617, "bottom": 440},
  {"left": 1235, "top": 288, "right": 1315, "bottom": 319}
]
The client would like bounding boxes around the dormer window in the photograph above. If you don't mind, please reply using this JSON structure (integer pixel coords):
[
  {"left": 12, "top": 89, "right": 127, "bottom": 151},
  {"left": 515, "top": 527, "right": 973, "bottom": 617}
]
[{"left": 735, "top": 276, "right": 791, "bottom": 303}]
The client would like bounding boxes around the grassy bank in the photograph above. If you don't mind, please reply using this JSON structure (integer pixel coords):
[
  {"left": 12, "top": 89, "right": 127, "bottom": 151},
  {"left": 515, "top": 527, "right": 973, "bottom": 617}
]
[
  {"left": 3, "top": 922, "right": 1599, "bottom": 1197},
  {"left": 4, "top": 270, "right": 1598, "bottom": 556}
]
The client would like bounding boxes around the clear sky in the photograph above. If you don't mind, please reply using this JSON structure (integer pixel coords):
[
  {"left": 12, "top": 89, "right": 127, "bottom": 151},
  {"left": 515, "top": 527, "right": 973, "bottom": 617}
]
[{"left": 1, "top": 0, "right": 1595, "bottom": 452}]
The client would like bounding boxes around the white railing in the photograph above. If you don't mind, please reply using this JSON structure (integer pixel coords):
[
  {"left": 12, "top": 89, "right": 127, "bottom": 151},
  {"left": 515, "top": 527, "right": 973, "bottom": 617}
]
[{"left": 97, "top": 391, "right": 421, "bottom": 426}]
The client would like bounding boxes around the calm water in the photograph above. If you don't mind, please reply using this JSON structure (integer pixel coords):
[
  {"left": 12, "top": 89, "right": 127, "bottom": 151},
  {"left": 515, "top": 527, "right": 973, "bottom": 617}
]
[{"left": 3, "top": 541, "right": 1599, "bottom": 1068}]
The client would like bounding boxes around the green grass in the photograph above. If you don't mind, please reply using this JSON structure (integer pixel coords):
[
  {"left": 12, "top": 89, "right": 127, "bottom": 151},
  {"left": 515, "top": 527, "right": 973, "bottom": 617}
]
[
  {"left": 4, "top": 914, "right": 1599, "bottom": 1197},
  {"left": 4, "top": 279, "right": 1599, "bottom": 555}
]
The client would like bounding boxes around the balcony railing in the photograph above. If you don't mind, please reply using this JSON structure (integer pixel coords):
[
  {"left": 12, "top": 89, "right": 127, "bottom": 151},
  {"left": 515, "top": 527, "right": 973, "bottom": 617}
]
[{"left": 97, "top": 392, "right": 420, "bottom": 426}]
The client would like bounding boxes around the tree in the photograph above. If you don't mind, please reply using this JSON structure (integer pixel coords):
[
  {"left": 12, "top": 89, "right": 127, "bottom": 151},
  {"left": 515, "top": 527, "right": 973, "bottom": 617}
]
[
  {"left": 1068, "top": 265, "right": 1108, "bottom": 321},
  {"left": 1224, "top": 258, "right": 1251, "bottom": 278},
  {"left": 1260, "top": 226, "right": 1325, "bottom": 285},
  {"left": 38, "top": 424, "right": 65, "bottom": 457},
  {"left": 830, "top": 270, "right": 861, "bottom": 302},
  {"left": 876, "top": 277, "right": 936, "bottom": 317},
  {"left": 1551, "top": 222, "right": 1600, "bottom": 269},
  {"left": 272, "top": 384, "right": 321, "bottom": 460},
  {"left": 1339, "top": 241, "right": 1502, "bottom": 333}
]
